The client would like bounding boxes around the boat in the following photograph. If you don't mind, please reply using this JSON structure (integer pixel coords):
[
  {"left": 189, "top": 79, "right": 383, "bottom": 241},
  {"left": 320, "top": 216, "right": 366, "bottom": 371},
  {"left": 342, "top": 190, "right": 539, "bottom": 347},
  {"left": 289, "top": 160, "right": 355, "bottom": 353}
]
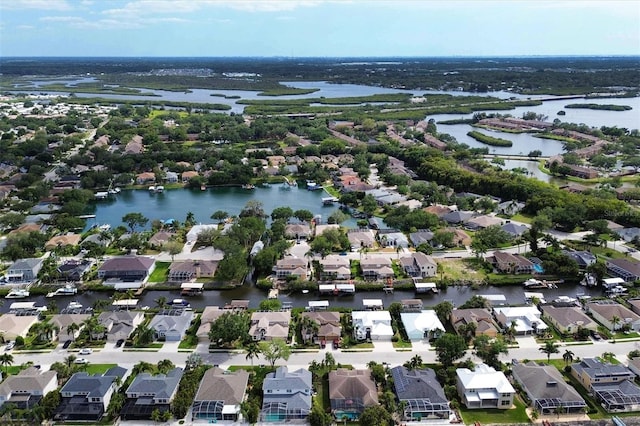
[
  {"left": 66, "top": 301, "right": 83, "bottom": 310},
  {"left": 200, "top": 184, "right": 206, "bottom": 191},
  {"left": 148, "top": 186, "right": 156, "bottom": 192},
  {"left": 169, "top": 298, "right": 191, "bottom": 308},
  {"left": 553, "top": 295, "right": 578, "bottom": 306},
  {"left": 108, "top": 188, "right": 121, "bottom": 194},
  {"left": 580, "top": 273, "right": 597, "bottom": 287},
  {"left": 5, "top": 289, "right": 30, "bottom": 299},
  {"left": 98, "top": 224, "right": 111, "bottom": 232},
  {"left": 242, "top": 184, "right": 256, "bottom": 190},
  {"left": 155, "top": 185, "right": 164, "bottom": 192},
  {"left": 306, "top": 181, "right": 321, "bottom": 190},
  {"left": 46, "top": 284, "right": 78, "bottom": 298},
  {"left": 523, "top": 278, "right": 555, "bottom": 289}
]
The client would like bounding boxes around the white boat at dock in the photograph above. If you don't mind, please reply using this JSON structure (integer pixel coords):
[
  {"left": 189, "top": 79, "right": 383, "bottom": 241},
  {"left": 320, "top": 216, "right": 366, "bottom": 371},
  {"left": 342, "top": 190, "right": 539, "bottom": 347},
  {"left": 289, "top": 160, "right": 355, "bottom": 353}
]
[
  {"left": 169, "top": 298, "right": 191, "bottom": 308},
  {"left": 66, "top": 301, "right": 83, "bottom": 311},
  {"left": 5, "top": 288, "right": 30, "bottom": 299},
  {"left": 523, "top": 278, "right": 557, "bottom": 289},
  {"left": 46, "top": 284, "right": 78, "bottom": 298},
  {"left": 148, "top": 185, "right": 156, "bottom": 192}
]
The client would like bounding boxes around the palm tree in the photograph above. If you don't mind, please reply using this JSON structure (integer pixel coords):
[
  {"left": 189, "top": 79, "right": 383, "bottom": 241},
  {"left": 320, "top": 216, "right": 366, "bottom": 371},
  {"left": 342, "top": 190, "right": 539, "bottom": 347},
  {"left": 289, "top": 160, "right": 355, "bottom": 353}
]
[
  {"left": 133, "top": 361, "right": 154, "bottom": 375},
  {"left": 540, "top": 341, "right": 560, "bottom": 363},
  {"left": 185, "top": 211, "right": 196, "bottom": 227},
  {"left": 299, "top": 316, "right": 319, "bottom": 344},
  {"left": 405, "top": 355, "right": 423, "bottom": 370},
  {"left": 563, "top": 349, "right": 575, "bottom": 366},
  {"left": 66, "top": 323, "right": 80, "bottom": 342},
  {"left": 157, "top": 359, "right": 175, "bottom": 374},
  {"left": 245, "top": 342, "right": 261, "bottom": 366},
  {"left": 611, "top": 315, "right": 621, "bottom": 331},
  {"left": 0, "top": 353, "right": 13, "bottom": 374},
  {"left": 65, "top": 354, "right": 77, "bottom": 368}
]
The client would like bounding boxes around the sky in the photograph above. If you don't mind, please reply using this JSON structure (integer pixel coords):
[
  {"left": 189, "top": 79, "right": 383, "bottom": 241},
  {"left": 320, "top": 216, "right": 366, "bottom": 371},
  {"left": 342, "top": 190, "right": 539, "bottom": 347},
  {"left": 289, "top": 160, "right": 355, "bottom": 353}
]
[{"left": 1, "top": 0, "right": 639, "bottom": 57}]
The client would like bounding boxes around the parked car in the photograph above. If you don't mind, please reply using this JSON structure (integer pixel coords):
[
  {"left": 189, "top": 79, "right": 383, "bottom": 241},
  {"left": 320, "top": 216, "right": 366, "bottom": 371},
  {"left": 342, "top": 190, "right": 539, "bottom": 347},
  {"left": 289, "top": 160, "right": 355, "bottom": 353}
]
[
  {"left": 115, "top": 339, "right": 125, "bottom": 348},
  {"left": 591, "top": 330, "right": 602, "bottom": 341},
  {"left": 332, "top": 340, "right": 340, "bottom": 350},
  {"left": 62, "top": 340, "right": 72, "bottom": 349},
  {"left": 78, "top": 348, "right": 93, "bottom": 355},
  {"left": 5, "top": 341, "right": 15, "bottom": 351},
  {"left": 74, "top": 358, "right": 88, "bottom": 364}
]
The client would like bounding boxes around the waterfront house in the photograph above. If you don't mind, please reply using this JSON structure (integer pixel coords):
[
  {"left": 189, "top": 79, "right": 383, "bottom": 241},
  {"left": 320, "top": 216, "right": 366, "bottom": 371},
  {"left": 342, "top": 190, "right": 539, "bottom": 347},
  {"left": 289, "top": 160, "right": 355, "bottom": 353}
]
[
  {"left": 451, "top": 308, "right": 499, "bottom": 338},
  {"left": 456, "top": 363, "right": 515, "bottom": 409},
  {"left": 300, "top": 311, "right": 341, "bottom": 345},
  {"left": 50, "top": 314, "right": 91, "bottom": 342},
  {"left": 136, "top": 172, "right": 155, "bottom": 185},
  {"left": 401, "top": 310, "right": 445, "bottom": 341},
  {"left": 148, "top": 230, "right": 175, "bottom": 248},
  {"left": 490, "top": 251, "right": 534, "bottom": 274},
  {"left": 571, "top": 358, "right": 636, "bottom": 390},
  {"left": 45, "top": 233, "right": 82, "bottom": 250},
  {"left": 318, "top": 255, "right": 351, "bottom": 281},
  {"left": 148, "top": 309, "right": 194, "bottom": 342},
  {"left": 120, "top": 368, "right": 183, "bottom": 420},
  {"left": 512, "top": 362, "right": 586, "bottom": 415},
  {"left": 191, "top": 367, "right": 249, "bottom": 422},
  {"left": 249, "top": 311, "right": 291, "bottom": 341},
  {"left": 6, "top": 257, "right": 44, "bottom": 283},
  {"left": 261, "top": 367, "right": 312, "bottom": 422},
  {"left": 0, "top": 314, "right": 39, "bottom": 341},
  {"left": 585, "top": 301, "right": 640, "bottom": 331},
  {"left": 563, "top": 250, "right": 597, "bottom": 268},
  {"left": 284, "top": 223, "right": 312, "bottom": 240},
  {"left": 351, "top": 310, "right": 393, "bottom": 341},
  {"left": 359, "top": 256, "right": 393, "bottom": 281},
  {"left": 399, "top": 252, "right": 437, "bottom": 278},
  {"left": 493, "top": 306, "right": 547, "bottom": 335},
  {"left": 401, "top": 299, "right": 423, "bottom": 311},
  {"left": 55, "top": 367, "right": 127, "bottom": 422},
  {"left": 390, "top": 366, "right": 451, "bottom": 421},
  {"left": 57, "top": 259, "right": 92, "bottom": 281},
  {"left": 196, "top": 306, "right": 227, "bottom": 342},
  {"left": 0, "top": 367, "right": 57, "bottom": 409},
  {"left": 164, "top": 171, "right": 178, "bottom": 183},
  {"left": 329, "top": 369, "right": 378, "bottom": 420},
  {"left": 186, "top": 224, "right": 218, "bottom": 243},
  {"left": 541, "top": 305, "right": 597, "bottom": 335},
  {"left": 98, "top": 256, "right": 155, "bottom": 283},
  {"left": 168, "top": 260, "right": 218, "bottom": 282},
  {"left": 315, "top": 224, "right": 340, "bottom": 236},
  {"left": 81, "top": 233, "right": 111, "bottom": 247},
  {"left": 97, "top": 310, "right": 145, "bottom": 342},
  {"left": 273, "top": 256, "right": 307, "bottom": 280},
  {"left": 606, "top": 258, "right": 640, "bottom": 282},
  {"left": 181, "top": 170, "right": 199, "bottom": 183},
  {"left": 347, "top": 229, "right": 376, "bottom": 249}
]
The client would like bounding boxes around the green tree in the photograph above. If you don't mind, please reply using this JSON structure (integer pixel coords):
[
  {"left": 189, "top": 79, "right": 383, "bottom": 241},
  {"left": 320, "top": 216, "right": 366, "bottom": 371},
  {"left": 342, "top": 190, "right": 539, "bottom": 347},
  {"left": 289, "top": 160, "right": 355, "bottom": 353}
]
[
  {"left": 121, "top": 212, "right": 149, "bottom": 233},
  {"left": 0, "top": 353, "right": 13, "bottom": 374},
  {"left": 259, "top": 338, "right": 291, "bottom": 368},
  {"left": 540, "top": 341, "right": 560, "bottom": 363},
  {"left": 359, "top": 404, "right": 393, "bottom": 426},
  {"left": 433, "top": 334, "right": 467, "bottom": 367},
  {"left": 211, "top": 210, "right": 229, "bottom": 223},
  {"left": 361, "top": 194, "right": 378, "bottom": 217},
  {"left": 309, "top": 402, "right": 332, "bottom": 426},
  {"left": 563, "top": 349, "right": 575, "bottom": 366},
  {"left": 208, "top": 312, "right": 250, "bottom": 347},
  {"left": 245, "top": 342, "right": 261, "bottom": 366},
  {"left": 271, "top": 206, "right": 294, "bottom": 221},
  {"left": 293, "top": 209, "right": 314, "bottom": 222},
  {"left": 163, "top": 241, "right": 182, "bottom": 261},
  {"left": 259, "top": 299, "right": 282, "bottom": 311},
  {"left": 404, "top": 354, "right": 423, "bottom": 370},
  {"left": 434, "top": 301, "right": 454, "bottom": 322},
  {"left": 473, "top": 335, "right": 509, "bottom": 369}
]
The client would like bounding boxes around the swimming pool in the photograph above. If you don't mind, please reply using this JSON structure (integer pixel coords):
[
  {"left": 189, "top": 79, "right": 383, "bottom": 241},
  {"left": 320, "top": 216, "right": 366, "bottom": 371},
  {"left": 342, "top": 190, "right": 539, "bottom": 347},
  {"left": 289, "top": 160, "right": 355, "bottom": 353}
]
[{"left": 533, "top": 264, "right": 544, "bottom": 273}]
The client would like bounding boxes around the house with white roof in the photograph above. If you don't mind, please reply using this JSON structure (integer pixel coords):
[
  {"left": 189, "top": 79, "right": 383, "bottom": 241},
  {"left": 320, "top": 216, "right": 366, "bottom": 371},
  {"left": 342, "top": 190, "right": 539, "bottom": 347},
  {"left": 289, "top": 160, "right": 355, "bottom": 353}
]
[
  {"left": 186, "top": 224, "right": 218, "bottom": 243},
  {"left": 351, "top": 311, "right": 393, "bottom": 341},
  {"left": 494, "top": 306, "right": 547, "bottom": 335},
  {"left": 456, "top": 364, "right": 515, "bottom": 409},
  {"left": 400, "top": 311, "right": 445, "bottom": 341}
]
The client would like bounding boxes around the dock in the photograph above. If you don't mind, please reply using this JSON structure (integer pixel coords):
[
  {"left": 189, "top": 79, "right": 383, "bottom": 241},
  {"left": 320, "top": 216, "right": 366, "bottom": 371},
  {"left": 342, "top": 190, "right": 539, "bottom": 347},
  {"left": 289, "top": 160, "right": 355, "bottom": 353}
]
[
  {"left": 268, "top": 288, "right": 279, "bottom": 299},
  {"left": 322, "top": 196, "right": 339, "bottom": 205}
]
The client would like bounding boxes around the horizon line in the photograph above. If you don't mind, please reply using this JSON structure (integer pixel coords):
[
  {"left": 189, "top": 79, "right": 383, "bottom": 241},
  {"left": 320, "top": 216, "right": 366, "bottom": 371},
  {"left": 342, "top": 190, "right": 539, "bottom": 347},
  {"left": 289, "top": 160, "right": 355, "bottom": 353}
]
[{"left": 2, "top": 54, "right": 639, "bottom": 59}]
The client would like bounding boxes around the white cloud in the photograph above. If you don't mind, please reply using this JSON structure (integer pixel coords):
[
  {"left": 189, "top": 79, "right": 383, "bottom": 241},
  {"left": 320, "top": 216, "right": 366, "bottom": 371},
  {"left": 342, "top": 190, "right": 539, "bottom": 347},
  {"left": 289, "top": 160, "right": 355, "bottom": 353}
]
[
  {"left": 1, "top": 0, "right": 72, "bottom": 10},
  {"left": 102, "top": 0, "right": 324, "bottom": 17}
]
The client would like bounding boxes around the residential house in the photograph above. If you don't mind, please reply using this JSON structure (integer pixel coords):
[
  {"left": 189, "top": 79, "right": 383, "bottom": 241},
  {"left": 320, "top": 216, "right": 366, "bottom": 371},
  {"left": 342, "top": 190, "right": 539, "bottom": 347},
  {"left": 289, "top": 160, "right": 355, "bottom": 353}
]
[
  {"left": 318, "top": 255, "right": 351, "bottom": 281},
  {"left": 329, "top": 369, "right": 378, "bottom": 420},
  {"left": 125, "top": 136, "right": 144, "bottom": 155},
  {"left": 6, "top": 257, "right": 44, "bottom": 283},
  {"left": 585, "top": 301, "right": 640, "bottom": 332},
  {"left": 352, "top": 311, "right": 393, "bottom": 341},
  {"left": 315, "top": 224, "right": 340, "bottom": 236},
  {"left": 571, "top": 358, "right": 636, "bottom": 390},
  {"left": 424, "top": 205, "right": 453, "bottom": 218},
  {"left": 97, "top": 310, "right": 145, "bottom": 342},
  {"left": 619, "top": 228, "right": 640, "bottom": 243},
  {"left": 593, "top": 380, "right": 640, "bottom": 412},
  {"left": 400, "top": 299, "right": 423, "bottom": 311},
  {"left": 512, "top": 362, "right": 586, "bottom": 415},
  {"left": 456, "top": 364, "right": 515, "bottom": 409},
  {"left": 497, "top": 201, "right": 525, "bottom": 216},
  {"left": 409, "top": 229, "right": 435, "bottom": 246},
  {"left": 136, "top": 172, "right": 155, "bottom": 185},
  {"left": 148, "top": 309, "right": 194, "bottom": 342},
  {"left": 563, "top": 250, "right": 597, "bottom": 268},
  {"left": 168, "top": 260, "right": 218, "bottom": 282},
  {"left": 0, "top": 367, "right": 57, "bottom": 409},
  {"left": 629, "top": 300, "right": 640, "bottom": 316},
  {"left": 541, "top": 305, "right": 597, "bottom": 335},
  {"left": 359, "top": 257, "right": 394, "bottom": 281},
  {"left": 300, "top": 311, "right": 341, "bottom": 345},
  {"left": 390, "top": 366, "right": 451, "bottom": 420},
  {"left": 57, "top": 260, "right": 92, "bottom": 281},
  {"left": 249, "top": 311, "right": 291, "bottom": 341},
  {"left": 164, "top": 171, "right": 179, "bottom": 183},
  {"left": 120, "top": 368, "right": 183, "bottom": 420},
  {"left": 148, "top": 231, "right": 175, "bottom": 248},
  {"left": 191, "top": 367, "right": 249, "bottom": 421},
  {"left": 50, "top": 314, "right": 91, "bottom": 342},
  {"left": 186, "top": 224, "right": 218, "bottom": 243},
  {"left": 401, "top": 311, "right": 445, "bottom": 341},
  {"left": 81, "top": 233, "right": 111, "bottom": 247},
  {"left": 45, "top": 233, "right": 82, "bottom": 250},
  {"left": 0, "top": 314, "right": 39, "bottom": 341},
  {"left": 501, "top": 222, "right": 528, "bottom": 238},
  {"left": 442, "top": 210, "right": 473, "bottom": 225},
  {"left": 347, "top": 229, "right": 377, "bottom": 249},
  {"left": 628, "top": 358, "right": 640, "bottom": 377},
  {"left": 284, "top": 224, "right": 312, "bottom": 240},
  {"left": 465, "top": 215, "right": 503, "bottom": 230},
  {"left": 606, "top": 258, "right": 640, "bottom": 282},
  {"left": 55, "top": 367, "right": 127, "bottom": 421},
  {"left": 98, "top": 256, "right": 155, "bottom": 282},
  {"left": 494, "top": 306, "right": 547, "bottom": 335},
  {"left": 377, "top": 229, "right": 409, "bottom": 248},
  {"left": 400, "top": 252, "right": 437, "bottom": 278},
  {"left": 261, "top": 367, "right": 312, "bottom": 422},
  {"left": 273, "top": 257, "right": 307, "bottom": 280},
  {"left": 451, "top": 308, "right": 499, "bottom": 338},
  {"left": 446, "top": 228, "right": 472, "bottom": 246},
  {"left": 181, "top": 170, "right": 199, "bottom": 183},
  {"left": 196, "top": 306, "right": 227, "bottom": 342},
  {"left": 491, "top": 251, "right": 534, "bottom": 274}
]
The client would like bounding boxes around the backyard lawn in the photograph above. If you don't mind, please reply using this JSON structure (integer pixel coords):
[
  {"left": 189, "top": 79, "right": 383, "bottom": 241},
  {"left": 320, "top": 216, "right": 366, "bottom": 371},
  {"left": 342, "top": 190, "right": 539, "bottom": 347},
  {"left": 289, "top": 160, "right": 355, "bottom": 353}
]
[
  {"left": 437, "top": 258, "right": 487, "bottom": 282},
  {"left": 459, "top": 396, "right": 530, "bottom": 424},
  {"left": 148, "top": 261, "right": 170, "bottom": 282},
  {"left": 85, "top": 363, "right": 118, "bottom": 375}
]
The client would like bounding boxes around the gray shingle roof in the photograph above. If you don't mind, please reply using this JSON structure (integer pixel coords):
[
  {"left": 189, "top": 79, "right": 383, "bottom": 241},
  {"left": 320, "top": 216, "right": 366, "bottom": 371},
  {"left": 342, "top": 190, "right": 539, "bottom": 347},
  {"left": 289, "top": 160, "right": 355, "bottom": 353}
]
[
  {"left": 126, "top": 368, "right": 183, "bottom": 399},
  {"left": 390, "top": 366, "right": 448, "bottom": 403},
  {"left": 194, "top": 367, "right": 249, "bottom": 405},
  {"left": 513, "top": 362, "right": 585, "bottom": 405}
]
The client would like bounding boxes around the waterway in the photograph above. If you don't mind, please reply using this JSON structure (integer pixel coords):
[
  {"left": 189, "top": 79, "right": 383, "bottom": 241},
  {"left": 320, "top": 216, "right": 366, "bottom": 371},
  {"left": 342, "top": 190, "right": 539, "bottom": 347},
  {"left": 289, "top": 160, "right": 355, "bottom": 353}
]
[
  {"left": 2, "top": 282, "right": 605, "bottom": 314},
  {"left": 86, "top": 185, "right": 347, "bottom": 231}
]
